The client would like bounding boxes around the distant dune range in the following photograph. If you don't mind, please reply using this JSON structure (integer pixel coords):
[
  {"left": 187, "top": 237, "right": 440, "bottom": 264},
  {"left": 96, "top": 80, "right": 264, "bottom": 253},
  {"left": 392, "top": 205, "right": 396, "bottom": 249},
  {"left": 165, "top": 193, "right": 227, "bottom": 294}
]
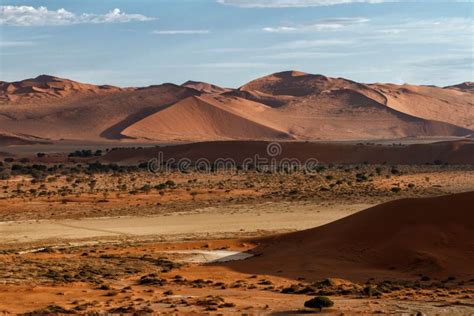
[
  {"left": 224, "top": 191, "right": 474, "bottom": 281},
  {"left": 0, "top": 71, "right": 472, "bottom": 144}
]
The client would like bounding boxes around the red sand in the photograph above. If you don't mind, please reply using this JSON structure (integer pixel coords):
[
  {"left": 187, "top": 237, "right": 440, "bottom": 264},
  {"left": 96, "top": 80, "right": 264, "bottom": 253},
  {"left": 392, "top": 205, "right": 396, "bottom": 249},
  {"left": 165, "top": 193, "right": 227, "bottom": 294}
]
[
  {"left": 101, "top": 140, "right": 474, "bottom": 165},
  {"left": 1, "top": 71, "right": 472, "bottom": 143},
  {"left": 225, "top": 192, "right": 474, "bottom": 281}
]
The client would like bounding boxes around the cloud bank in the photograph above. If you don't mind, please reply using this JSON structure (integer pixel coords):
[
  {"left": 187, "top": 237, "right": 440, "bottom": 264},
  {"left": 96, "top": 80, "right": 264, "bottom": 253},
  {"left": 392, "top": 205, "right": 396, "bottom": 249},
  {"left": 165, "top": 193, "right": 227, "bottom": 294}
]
[{"left": 0, "top": 6, "right": 154, "bottom": 26}]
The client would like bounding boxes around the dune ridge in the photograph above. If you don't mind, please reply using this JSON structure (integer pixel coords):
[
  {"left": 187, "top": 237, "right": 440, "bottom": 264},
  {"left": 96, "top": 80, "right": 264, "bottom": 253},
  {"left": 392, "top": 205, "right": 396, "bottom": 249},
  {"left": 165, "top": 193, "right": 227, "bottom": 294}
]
[
  {"left": 121, "top": 95, "right": 292, "bottom": 140},
  {"left": 0, "top": 71, "right": 472, "bottom": 143},
  {"left": 0, "top": 75, "right": 125, "bottom": 105},
  {"left": 182, "top": 80, "right": 231, "bottom": 94}
]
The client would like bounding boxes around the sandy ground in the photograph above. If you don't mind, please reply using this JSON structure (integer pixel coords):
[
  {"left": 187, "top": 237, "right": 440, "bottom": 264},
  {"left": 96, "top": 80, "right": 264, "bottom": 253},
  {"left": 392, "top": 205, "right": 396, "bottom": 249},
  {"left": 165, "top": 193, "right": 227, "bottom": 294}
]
[
  {"left": 0, "top": 202, "right": 370, "bottom": 247},
  {"left": 0, "top": 165, "right": 473, "bottom": 314},
  {"left": 1, "top": 237, "right": 473, "bottom": 315}
]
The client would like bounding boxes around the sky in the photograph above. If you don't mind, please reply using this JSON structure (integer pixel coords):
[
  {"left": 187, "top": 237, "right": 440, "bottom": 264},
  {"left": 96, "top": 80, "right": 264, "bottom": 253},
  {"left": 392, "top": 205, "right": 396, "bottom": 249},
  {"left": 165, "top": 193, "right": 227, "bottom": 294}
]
[{"left": 0, "top": 0, "right": 473, "bottom": 88}]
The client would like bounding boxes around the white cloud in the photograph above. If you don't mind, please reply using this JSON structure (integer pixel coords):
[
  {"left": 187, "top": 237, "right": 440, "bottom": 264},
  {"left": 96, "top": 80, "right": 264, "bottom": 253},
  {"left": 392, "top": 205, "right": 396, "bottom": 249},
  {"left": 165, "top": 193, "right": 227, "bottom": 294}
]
[
  {"left": 152, "top": 30, "right": 210, "bottom": 35},
  {"left": 0, "top": 40, "right": 35, "bottom": 47},
  {"left": 0, "top": 6, "right": 154, "bottom": 26},
  {"left": 272, "top": 39, "right": 353, "bottom": 49},
  {"left": 264, "top": 51, "right": 354, "bottom": 59},
  {"left": 217, "top": 0, "right": 391, "bottom": 8},
  {"left": 263, "top": 26, "right": 298, "bottom": 32},
  {"left": 263, "top": 17, "right": 369, "bottom": 33},
  {"left": 365, "top": 18, "right": 474, "bottom": 45}
]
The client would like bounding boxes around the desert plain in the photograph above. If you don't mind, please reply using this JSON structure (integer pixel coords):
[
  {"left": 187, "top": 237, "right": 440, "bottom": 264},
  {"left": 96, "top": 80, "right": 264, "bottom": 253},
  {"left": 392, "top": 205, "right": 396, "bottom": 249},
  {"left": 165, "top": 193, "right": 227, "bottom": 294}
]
[{"left": 0, "top": 72, "right": 473, "bottom": 314}]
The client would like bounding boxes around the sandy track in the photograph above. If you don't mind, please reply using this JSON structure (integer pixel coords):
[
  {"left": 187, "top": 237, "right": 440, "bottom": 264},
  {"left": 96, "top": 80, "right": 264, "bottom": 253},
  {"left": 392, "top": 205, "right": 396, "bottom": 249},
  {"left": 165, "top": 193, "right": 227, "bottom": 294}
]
[{"left": 0, "top": 202, "right": 371, "bottom": 246}]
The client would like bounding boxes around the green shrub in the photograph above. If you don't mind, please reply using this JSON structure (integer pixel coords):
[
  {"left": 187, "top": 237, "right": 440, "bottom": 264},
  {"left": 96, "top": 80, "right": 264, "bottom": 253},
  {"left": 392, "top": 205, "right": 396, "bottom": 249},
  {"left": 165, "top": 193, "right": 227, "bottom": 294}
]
[
  {"left": 391, "top": 187, "right": 401, "bottom": 193},
  {"left": 304, "top": 296, "right": 334, "bottom": 311},
  {"left": 155, "top": 183, "right": 167, "bottom": 190},
  {"left": 165, "top": 180, "right": 176, "bottom": 187},
  {"left": 390, "top": 167, "right": 400, "bottom": 175}
]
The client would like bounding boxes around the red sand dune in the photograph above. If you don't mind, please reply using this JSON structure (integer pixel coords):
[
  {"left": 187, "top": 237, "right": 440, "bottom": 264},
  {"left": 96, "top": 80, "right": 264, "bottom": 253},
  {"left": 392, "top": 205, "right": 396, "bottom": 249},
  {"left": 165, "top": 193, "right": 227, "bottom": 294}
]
[
  {"left": 225, "top": 192, "right": 474, "bottom": 281},
  {"left": 121, "top": 95, "right": 292, "bottom": 141},
  {"left": 0, "top": 131, "right": 50, "bottom": 146},
  {"left": 236, "top": 71, "right": 474, "bottom": 134},
  {"left": 181, "top": 80, "right": 230, "bottom": 94},
  {"left": 0, "top": 71, "right": 472, "bottom": 143},
  {"left": 229, "top": 71, "right": 472, "bottom": 140},
  {"left": 0, "top": 78, "right": 198, "bottom": 141},
  {"left": 100, "top": 140, "right": 474, "bottom": 165},
  {"left": 0, "top": 75, "right": 124, "bottom": 105},
  {"left": 445, "top": 82, "right": 474, "bottom": 93},
  {"left": 370, "top": 83, "right": 474, "bottom": 130}
]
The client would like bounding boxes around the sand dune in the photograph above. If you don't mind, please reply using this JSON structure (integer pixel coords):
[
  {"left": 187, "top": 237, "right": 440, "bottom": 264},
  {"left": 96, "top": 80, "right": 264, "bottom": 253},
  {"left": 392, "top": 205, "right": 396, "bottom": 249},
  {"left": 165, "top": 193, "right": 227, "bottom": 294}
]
[
  {"left": 0, "top": 75, "right": 124, "bottom": 106},
  {"left": 231, "top": 71, "right": 472, "bottom": 140},
  {"left": 370, "top": 83, "right": 474, "bottom": 130},
  {"left": 123, "top": 72, "right": 472, "bottom": 141},
  {"left": 444, "top": 82, "right": 473, "bottom": 93},
  {"left": 182, "top": 80, "right": 230, "bottom": 94},
  {"left": 0, "top": 131, "right": 50, "bottom": 146},
  {"left": 0, "top": 71, "right": 472, "bottom": 143},
  {"left": 226, "top": 192, "right": 474, "bottom": 281},
  {"left": 101, "top": 139, "right": 474, "bottom": 165},
  {"left": 121, "top": 95, "right": 292, "bottom": 141},
  {"left": 0, "top": 78, "right": 198, "bottom": 141}
]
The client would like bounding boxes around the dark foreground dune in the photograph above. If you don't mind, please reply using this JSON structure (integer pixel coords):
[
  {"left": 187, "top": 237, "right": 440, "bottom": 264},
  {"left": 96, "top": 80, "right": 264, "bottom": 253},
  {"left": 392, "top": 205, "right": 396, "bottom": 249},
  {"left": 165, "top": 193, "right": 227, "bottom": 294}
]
[
  {"left": 223, "top": 192, "right": 474, "bottom": 281},
  {"left": 100, "top": 139, "right": 474, "bottom": 165}
]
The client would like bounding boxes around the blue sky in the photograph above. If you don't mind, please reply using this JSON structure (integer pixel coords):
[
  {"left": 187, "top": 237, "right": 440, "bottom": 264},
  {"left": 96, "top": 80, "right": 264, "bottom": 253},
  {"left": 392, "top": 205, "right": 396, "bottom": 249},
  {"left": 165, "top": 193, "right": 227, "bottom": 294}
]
[{"left": 0, "top": 0, "right": 473, "bottom": 87}]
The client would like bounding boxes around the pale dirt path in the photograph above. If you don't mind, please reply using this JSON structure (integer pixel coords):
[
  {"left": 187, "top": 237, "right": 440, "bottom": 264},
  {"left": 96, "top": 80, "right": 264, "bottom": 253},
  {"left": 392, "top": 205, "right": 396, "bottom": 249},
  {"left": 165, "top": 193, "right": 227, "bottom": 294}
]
[{"left": 0, "top": 202, "right": 372, "bottom": 246}]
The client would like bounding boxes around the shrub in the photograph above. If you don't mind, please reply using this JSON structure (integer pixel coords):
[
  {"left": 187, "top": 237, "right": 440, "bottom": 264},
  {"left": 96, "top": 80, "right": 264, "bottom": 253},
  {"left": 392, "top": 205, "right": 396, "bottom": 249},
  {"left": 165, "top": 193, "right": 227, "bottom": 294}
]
[
  {"left": 391, "top": 187, "right": 401, "bottom": 193},
  {"left": 390, "top": 167, "right": 400, "bottom": 175},
  {"left": 165, "top": 180, "right": 176, "bottom": 187},
  {"left": 363, "top": 286, "right": 381, "bottom": 297},
  {"left": 155, "top": 183, "right": 167, "bottom": 190},
  {"left": 356, "top": 173, "right": 368, "bottom": 182},
  {"left": 141, "top": 184, "right": 152, "bottom": 193},
  {"left": 304, "top": 296, "right": 334, "bottom": 311}
]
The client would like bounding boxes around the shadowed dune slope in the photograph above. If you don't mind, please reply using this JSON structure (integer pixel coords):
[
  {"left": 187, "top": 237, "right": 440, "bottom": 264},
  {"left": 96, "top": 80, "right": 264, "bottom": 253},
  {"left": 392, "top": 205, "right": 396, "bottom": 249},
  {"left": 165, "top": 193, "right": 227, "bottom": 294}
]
[
  {"left": 445, "top": 82, "right": 474, "bottom": 93},
  {"left": 121, "top": 95, "right": 293, "bottom": 141},
  {"left": 370, "top": 83, "right": 474, "bottom": 130},
  {"left": 235, "top": 71, "right": 473, "bottom": 136},
  {"left": 224, "top": 192, "right": 474, "bottom": 281},
  {"left": 0, "top": 131, "right": 50, "bottom": 146},
  {"left": 0, "top": 79, "right": 198, "bottom": 141},
  {"left": 181, "top": 80, "right": 231, "bottom": 94},
  {"left": 100, "top": 140, "right": 474, "bottom": 165}
]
